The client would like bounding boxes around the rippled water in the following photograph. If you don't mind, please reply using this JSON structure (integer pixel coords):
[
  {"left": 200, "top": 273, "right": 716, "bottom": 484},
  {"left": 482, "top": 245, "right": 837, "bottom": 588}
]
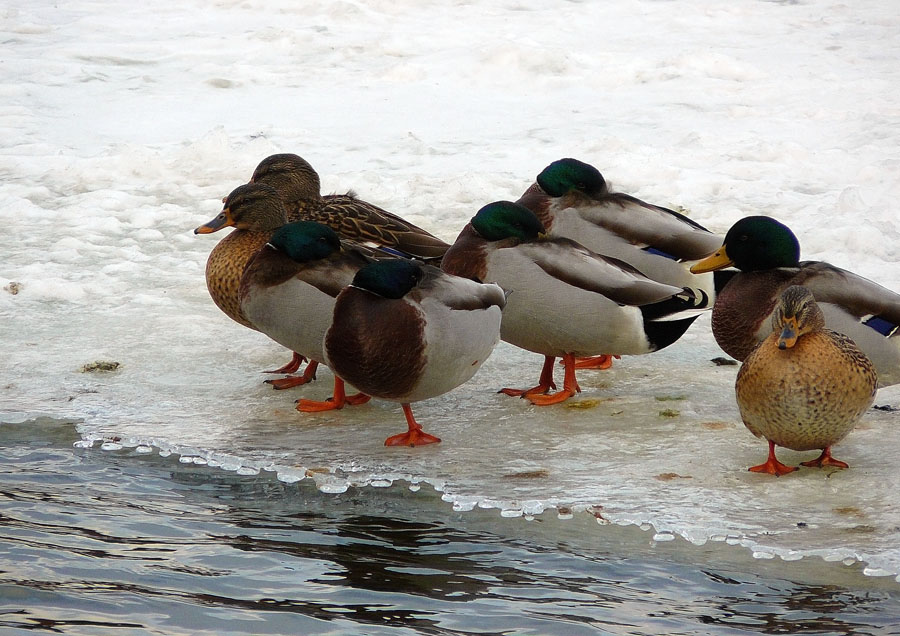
[{"left": 3, "top": 418, "right": 900, "bottom": 635}]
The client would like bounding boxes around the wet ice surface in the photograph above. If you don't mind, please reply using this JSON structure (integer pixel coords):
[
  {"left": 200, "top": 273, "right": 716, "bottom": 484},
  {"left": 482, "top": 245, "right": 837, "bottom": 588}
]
[
  {"left": 3, "top": 0, "right": 900, "bottom": 588},
  {"left": 4, "top": 309, "right": 900, "bottom": 583}
]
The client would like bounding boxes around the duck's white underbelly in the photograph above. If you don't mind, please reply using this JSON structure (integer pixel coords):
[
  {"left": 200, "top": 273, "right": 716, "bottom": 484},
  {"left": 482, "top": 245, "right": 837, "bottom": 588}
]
[
  {"left": 242, "top": 280, "right": 335, "bottom": 362},
  {"left": 402, "top": 297, "right": 502, "bottom": 403},
  {"left": 485, "top": 252, "right": 651, "bottom": 357}
]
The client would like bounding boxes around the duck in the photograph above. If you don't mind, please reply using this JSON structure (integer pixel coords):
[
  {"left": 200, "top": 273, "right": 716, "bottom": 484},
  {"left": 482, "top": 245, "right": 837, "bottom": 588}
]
[
  {"left": 516, "top": 158, "right": 725, "bottom": 369},
  {"left": 440, "top": 201, "right": 706, "bottom": 405},
  {"left": 240, "top": 221, "right": 375, "bottom": 411},
  {"left": 249, "top": 153, "right": 450, "bottom": 261},
  {"left": 195, "top": 183, "right": 321, "bottom": 387},
  {"left": 313, "top": 258, "right": 505, "bottom": 446},
  {"left": 690, "top": 215, "right": 900, "bottom": 387},
  {"left": 735, "top": 285, "right": 877, "bottom": 475}
]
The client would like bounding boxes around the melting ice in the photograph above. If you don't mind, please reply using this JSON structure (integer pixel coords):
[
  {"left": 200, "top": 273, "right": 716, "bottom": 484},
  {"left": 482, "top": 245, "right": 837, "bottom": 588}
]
[{"left": 2, "top": 0, "right": 899, "bottom": 582}]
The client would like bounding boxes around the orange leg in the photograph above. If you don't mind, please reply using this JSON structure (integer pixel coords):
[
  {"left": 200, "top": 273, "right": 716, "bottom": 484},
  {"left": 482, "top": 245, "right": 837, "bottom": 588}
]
[
  {"left": 264, "top": 351, "right": 305, "bottom": 375},
  {"left": 267, "top": 360, "right": 320, "bottom": 390},
  {"left": 295, "top": 377, "right": 370, "bottom": 412},
  {"left": 527, "top": 353, "right": 581, "bottom": 406},
  {"left": 800, "top": 446, "right": 849, "bottom": 469},
  {"left": 749, "top": 439, "right": 798, "bottom": 476},
  {"left": 571, "top": 354, "right": 620, "bottom": 370},
  {"left": 384, "top": 404, "right": 441, "bottom": 447},
  {"left": 499, "top": 356, "right": 557, "bottom": 397}
]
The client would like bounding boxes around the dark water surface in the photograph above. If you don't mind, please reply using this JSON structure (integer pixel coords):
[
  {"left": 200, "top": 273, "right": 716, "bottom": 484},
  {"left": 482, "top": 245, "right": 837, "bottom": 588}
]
[{"left": 2, "top": 418, "right": 899, "bottom": 636}]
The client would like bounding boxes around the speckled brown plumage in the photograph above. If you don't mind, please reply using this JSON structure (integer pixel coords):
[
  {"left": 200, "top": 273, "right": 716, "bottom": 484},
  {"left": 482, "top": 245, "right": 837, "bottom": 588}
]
[
  {"left": 737, "top": 329, "right": 877, "bottom": 451},
  {"left": 196, "top": 183, "right": 289, "bottom": 329},
  {"left": 251, "top": 153, "right": 449, "bottom": 260},
  {"left": 205, "top": 230, "right": 271, "bottom": 328},
  {"left": 735, "top": 285, "right": 877, "bottom": 470},
  {"left": 324, "top": 288, "right": 426, "bottom": 400}
]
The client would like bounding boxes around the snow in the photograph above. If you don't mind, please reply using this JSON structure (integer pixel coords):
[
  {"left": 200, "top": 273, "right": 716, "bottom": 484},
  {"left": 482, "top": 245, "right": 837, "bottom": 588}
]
[{"left": 2, "top": 0, "right": 899, "bottom": 581}]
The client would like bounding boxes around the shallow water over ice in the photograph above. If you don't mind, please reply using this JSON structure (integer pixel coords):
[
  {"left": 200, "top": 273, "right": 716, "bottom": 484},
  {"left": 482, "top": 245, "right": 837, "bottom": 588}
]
[{"left": 2, "top": 0, "right": 900, "bottom": 591}]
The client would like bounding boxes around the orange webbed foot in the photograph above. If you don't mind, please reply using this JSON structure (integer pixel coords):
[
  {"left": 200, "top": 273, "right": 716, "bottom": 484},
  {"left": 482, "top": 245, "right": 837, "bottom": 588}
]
[
  {"left": 384, "top": 429, "right": 442, "bottom": 447},
  {"left": 294, "top": 377, "right": 363, "bottom": 413},
  {"left": 527, "top": 388, "right": 579, "bottom": 406},
  {"left": 749, "top": 459, "right": 798, "bottom": 476},
  {"left": 384, "top": 404, "right": 441, "bottom": 447},
  {"left": 499, "top": 384, "right": 555, "bottom": 398},
  {"left": 266, "top": 360, "right": 319, "bottom": 390},
  {"left": 800, "top": 447, "right": 849, "bottom": 469},
  {"left": 264, "top": 352, "right": 306, "bottom": 375},
  {"left": 749, "top": 440, "right": 798, "bottom": 476},
  {"left": 295, "top": 397, "right": 344, "bottom": 412},
  {"left": 345, "top": 392, "right": 372, "bottom": 406},
  {"left": 500, "top": 355, "right": 557, "bottom": 397},
  {"left": 527, "top": 353, "right": 580, "bottom": 406},
  {"left": 571, "top": 354, "right": 620, "bottom": 370}
]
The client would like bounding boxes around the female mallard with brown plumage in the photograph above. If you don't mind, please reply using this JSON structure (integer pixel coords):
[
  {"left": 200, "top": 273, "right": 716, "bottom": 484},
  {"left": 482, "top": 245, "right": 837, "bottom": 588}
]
[
  {"left": 735, "top": 285, "right": 877, "bottom": 476},
  {"left": 691, "top": 215, "right": 900, "bottom": 387},
  {"left": 250, "top": 153, "right": 449, "bottom": 261},
  {"left": 194, "top": 183, "right": 321, "bottom": 386}
]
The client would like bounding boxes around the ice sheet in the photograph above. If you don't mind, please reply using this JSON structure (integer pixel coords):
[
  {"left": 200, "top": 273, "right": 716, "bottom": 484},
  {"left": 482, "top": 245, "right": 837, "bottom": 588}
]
[{"left": 2, "top": 0, "right": 899, "bottom": 583}]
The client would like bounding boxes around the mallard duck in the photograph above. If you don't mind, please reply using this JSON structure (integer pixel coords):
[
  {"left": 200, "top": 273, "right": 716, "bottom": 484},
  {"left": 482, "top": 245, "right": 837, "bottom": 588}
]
[
  {"left": 312, "top": 258, "right": 505, "bottom": 446},
  {"left": 250, "top": 153, "right": 450, "bottom": 260},
  {"left": 441, "top": 201, "right": 705, "bottom": 405},
  {"left": 516, "top": 158, "right": 724, "bottom": 369},
  {"left": 195, "top": 183, "right": 289, "bottom": 329},
  {"left": 195, "top": 183, "right": 321, "bottom": 385},
  {"left": 691, "top": 215, "right": 900, "bottom": 387},
  {"left": 736, "top": 285, "right": 877, "bottom": 475},
  {"left": 240, "top": 221, "right": 375, "bottom": 410}
]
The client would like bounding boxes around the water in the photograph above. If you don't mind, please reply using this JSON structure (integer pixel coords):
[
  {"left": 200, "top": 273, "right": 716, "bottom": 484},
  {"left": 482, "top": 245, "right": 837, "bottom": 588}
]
[
  {"left": 3, "top": 0, "right": 900, "bottom": 579},
  {"left": 3, "top": 418, "right": 900, "bottom": 635},
  {"left": 4, "top": 1, "right": 900, "bottom": 631}
]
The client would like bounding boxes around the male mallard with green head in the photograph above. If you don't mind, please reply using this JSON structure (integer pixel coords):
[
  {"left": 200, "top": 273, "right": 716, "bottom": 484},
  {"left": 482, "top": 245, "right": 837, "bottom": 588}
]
[
  {"left": 317, "top": 258, "right": 505, "bottom": 446},
  {"left": 240, "top": 221, "right": 375, "bottom": 411},
  {"left": 692, "top": 215, "right": 900, "bottom": 387},
  {"left": 516, "top": 158, "right": 723, "bottom": 369},
  {"left": 441, "top": 201, "right": 705, "bottom": 405}
]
